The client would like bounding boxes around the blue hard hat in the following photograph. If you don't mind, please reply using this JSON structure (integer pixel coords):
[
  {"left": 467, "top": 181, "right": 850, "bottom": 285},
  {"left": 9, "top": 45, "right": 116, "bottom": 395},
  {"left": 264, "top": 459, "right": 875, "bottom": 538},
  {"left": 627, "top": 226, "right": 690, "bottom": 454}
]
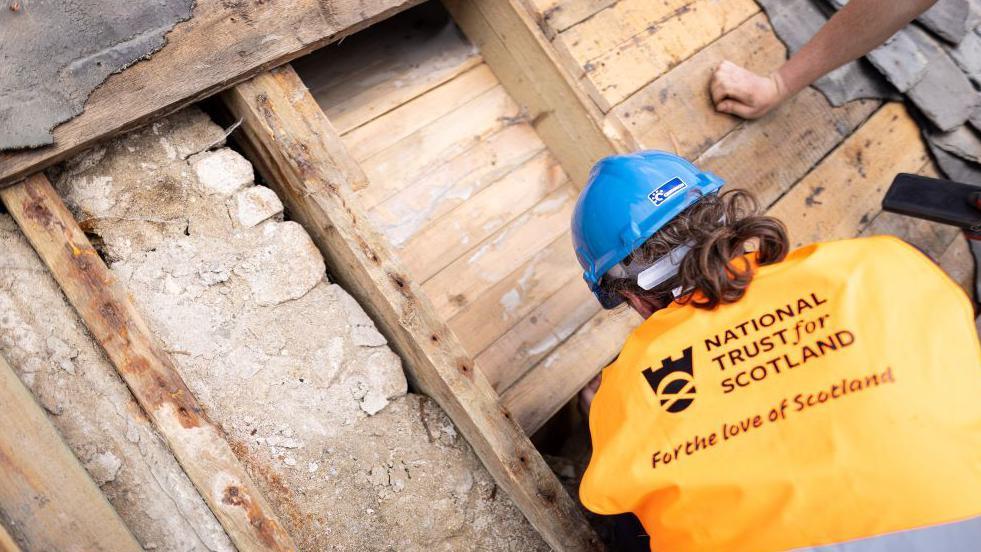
[{"left": 571, "top": 151, "right": 725, "bottom": 309}]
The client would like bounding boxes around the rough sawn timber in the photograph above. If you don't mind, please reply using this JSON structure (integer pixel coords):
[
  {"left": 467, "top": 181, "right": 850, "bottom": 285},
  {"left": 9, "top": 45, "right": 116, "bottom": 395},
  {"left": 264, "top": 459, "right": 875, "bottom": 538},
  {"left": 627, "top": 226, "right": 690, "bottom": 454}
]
[
  {"left": 0, "top": 353, "right": 141, "bottom": 552},
  {"left": 443, "top": 0, "right": 618, "bottom": 186},
  {"left": 0, "top": 176, "right": 297, "bottom": 552},
  {"left": 222, "top": 65, "right": 602, "bottom": 551},
  {"left": 0, "top": 522, "right": 19, "bottom": 552},
  {"left": 0, "top": 0, "right": 423, "bottom": 188}
]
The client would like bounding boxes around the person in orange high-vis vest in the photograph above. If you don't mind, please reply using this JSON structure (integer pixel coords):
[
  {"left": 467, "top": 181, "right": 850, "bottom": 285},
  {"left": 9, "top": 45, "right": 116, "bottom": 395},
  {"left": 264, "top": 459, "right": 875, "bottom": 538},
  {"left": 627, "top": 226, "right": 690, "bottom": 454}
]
[{"left": 571, "top": 151, "right": 981, "bottom": 552}]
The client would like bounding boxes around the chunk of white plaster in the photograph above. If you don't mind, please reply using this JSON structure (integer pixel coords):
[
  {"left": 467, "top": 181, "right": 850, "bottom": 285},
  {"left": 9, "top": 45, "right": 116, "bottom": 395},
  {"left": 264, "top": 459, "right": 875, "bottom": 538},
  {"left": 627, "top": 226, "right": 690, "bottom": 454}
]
[
  {"left": 191, "top": 148, "right": 254, "bottom": 196},
  {"left": 233, "top": 186, "right": 283, "bottom": 228}
]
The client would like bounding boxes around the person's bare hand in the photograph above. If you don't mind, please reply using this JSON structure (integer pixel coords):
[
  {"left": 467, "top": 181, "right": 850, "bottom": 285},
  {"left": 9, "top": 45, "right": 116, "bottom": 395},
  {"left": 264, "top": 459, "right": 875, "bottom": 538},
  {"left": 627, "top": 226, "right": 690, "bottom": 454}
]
[{"left": 710, "top": 60, "right": 786, "bottom": 119}]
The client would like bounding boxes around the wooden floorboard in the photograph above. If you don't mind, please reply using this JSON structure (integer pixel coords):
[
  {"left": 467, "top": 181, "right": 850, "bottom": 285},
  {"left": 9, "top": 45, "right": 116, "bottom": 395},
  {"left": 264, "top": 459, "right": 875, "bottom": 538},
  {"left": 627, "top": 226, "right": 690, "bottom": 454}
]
[
  {"left": 608, "top": 13, "right": 787, "bottom": 155},
  {"left": 939, "top": 234, "right": 975, "bottom": 295},
  {"left": 445, "top": 0, "right": 618, "bottom": 185},
  {"left": 523, "top": 0, "right": 617, "bottom": 37},
  {"left": 768, "top": 102, "right": 931, "bottom": 247},
  {"left": 342, "top": 64, "right": 499, "bottom": 161},
  {"left": 297, "top": 5, "right": 594, "bottom": 436},
  {"left": 402, "top": 151, "right": 565, "bottom": 281},
  {"left": 503, "top": 306, "right": 641, "bottom": 434},
  {"left": 552, "top": 0, "right": 760, "bottom": 111},
  {"left": 423, "top": 184, "right": 577, "bottom": 319},
  {"left": 478, "top": 276, "right": 598, "bottom": 393},
  {"left": 450, "top": 231, "right": 579, "bottom": 358},
  {"left": 368, "top": 123, "right": 546, "bottom": 248},
  {"left": 295, "top": 12, "right": 479, "bottom": 135},
  {"left": 357, "top": 82, "right": 522, "bottom": 210},
  {"left": 0, "top": 0, "right": 423, "bottom": 187}
]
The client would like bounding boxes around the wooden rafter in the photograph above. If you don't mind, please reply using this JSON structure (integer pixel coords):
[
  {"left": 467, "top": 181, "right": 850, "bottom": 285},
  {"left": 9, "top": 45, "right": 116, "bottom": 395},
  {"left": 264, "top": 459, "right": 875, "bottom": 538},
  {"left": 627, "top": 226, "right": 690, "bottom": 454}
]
[
  {"left": 443, "top": 0, "right": 619, "bottom": 186},
  {"left": 0, "top": 353, "right": 140, "bottom": 551},
  {"left": 0, "top": 521, "right": 21, "bottom": 552},
  {"left": 221, "top": 65, "right": 602, "bottom": 551},
  {"left": 0, "top": 0, "right": 424, "bottom": 188},
  {"left": 0, "top": 176, "right": 297, "bottom": 552}
]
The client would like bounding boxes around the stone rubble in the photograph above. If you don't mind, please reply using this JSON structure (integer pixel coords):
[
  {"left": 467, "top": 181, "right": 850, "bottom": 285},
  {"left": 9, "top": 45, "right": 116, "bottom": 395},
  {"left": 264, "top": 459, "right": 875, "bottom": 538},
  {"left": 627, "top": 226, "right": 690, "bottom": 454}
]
[{"left": 7, "top": 106, "right": 548, "bottom": 551}]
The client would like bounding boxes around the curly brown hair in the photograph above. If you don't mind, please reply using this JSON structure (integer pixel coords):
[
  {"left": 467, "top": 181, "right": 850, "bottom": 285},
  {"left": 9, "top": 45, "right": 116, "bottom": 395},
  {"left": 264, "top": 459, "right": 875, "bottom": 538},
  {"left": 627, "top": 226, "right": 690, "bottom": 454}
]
[{"left": 599, "top": 189, "right": 789, "bottom": 311}]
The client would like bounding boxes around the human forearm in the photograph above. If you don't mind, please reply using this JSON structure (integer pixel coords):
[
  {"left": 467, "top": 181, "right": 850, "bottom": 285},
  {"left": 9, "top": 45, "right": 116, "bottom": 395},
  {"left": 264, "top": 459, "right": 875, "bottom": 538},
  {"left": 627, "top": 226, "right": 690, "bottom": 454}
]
[
  {"left": 775, "top": 0, "right": 938, "bottom": 97},
  {"left": 710, "top": 0, "right": 937, "bottom": 119}
]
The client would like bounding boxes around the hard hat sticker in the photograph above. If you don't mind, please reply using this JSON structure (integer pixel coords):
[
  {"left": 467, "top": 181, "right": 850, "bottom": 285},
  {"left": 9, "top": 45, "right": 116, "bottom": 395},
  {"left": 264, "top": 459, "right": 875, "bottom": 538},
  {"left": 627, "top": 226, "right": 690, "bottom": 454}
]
[{"left": 649, "top": 177, "right": 688, "bottom": 206}]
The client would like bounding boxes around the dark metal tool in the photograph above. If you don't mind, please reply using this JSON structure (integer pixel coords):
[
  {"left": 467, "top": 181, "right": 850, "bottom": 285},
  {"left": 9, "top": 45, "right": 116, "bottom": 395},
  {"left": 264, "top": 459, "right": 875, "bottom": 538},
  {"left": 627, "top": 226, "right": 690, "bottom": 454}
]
[{"left": 882, "top": 173, "right": 981, "bottom": 306}]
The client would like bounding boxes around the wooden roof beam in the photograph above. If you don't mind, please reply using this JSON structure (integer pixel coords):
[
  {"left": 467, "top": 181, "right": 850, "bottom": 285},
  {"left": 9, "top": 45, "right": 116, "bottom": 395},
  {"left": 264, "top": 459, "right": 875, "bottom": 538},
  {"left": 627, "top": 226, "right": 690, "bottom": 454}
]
[
  {"left": 0, "top": 353, "right": 141, "bottom": 551},
  {"left": 443, "top": 0, "right": 620, "bottom": 186}
]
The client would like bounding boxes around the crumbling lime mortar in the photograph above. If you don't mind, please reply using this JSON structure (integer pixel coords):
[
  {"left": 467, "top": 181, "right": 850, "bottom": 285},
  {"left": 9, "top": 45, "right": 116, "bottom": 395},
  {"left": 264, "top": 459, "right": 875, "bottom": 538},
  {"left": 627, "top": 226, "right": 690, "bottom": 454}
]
[{"left": 4, "top": 106, "right": 549, "bottom": 550}]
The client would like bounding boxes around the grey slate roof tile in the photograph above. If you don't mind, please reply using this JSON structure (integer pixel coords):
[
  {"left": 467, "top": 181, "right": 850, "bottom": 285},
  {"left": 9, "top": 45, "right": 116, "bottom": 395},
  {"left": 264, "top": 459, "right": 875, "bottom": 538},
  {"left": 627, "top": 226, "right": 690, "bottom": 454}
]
[
  {"left": 865, "top": 25, "right": 939, "bottom": 92},
  {"left": 948, "top": 27, "right": 981, "bottom": 86},
  {"left": 906, "top": 50, "right": 980, "bottom": 131},
  {"left": 762, "top": 0, "right": 981, "bottom": 178},
  {"left": 928, "top": 140, "right": 981, "bottom": 183},
  {"left": 917, "top": 0, "right": 973, "bottom": 44},
  {"left": 929, "top": 125, "right": 981, "bottom": 162},
  {"left": 758, "top": 0, "right": 896, "bottom": 105}
]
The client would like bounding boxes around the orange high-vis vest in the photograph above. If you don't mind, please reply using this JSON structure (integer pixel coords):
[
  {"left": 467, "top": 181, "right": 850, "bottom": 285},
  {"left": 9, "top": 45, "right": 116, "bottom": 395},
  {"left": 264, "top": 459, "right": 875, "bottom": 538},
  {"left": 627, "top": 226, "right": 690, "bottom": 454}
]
[{"left": 581, "top": 236, "right": 981, "bottom": 551}]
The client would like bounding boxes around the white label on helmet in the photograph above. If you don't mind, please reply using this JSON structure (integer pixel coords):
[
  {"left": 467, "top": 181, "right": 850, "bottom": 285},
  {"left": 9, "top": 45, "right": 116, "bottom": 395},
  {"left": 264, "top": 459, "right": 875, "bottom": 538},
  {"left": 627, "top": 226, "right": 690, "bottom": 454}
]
[{"left": 648, "top": 177, "right": 687, "bottom": 206}]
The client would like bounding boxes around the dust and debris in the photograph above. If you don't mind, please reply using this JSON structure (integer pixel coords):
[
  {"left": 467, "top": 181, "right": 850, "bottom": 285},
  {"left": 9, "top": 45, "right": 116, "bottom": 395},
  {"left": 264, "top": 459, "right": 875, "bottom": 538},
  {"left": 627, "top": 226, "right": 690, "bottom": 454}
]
[{"left": 0, "top": 0, "right": 196, "bottom": 150}]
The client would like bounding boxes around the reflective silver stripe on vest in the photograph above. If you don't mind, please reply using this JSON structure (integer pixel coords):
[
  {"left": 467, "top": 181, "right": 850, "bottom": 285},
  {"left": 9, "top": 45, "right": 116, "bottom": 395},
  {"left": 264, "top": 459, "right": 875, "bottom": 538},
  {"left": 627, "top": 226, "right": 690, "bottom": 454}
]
[{"left": 796, "top": 515, "right": 981, "bottom": 551}]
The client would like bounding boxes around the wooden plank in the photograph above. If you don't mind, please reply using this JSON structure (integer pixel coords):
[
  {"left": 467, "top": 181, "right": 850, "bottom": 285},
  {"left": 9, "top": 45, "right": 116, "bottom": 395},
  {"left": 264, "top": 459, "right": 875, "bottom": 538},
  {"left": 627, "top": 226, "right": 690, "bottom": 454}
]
[
  {"left": 0, "top": 176, "right": 296, "bottom": 552},
  {"left": 478, "top": 274, "right": 598, "bottom": 393},
  {"left": 861, "top": 210, "right": 960, "bottom": 259},
  {"left": 356, "top": 83, "right": 522, "bottom": 210},
  {"left": 0, "top": 0, "right": 423, "bottom": 188},
  {"left": 368, "top": 123, "right": 546, "bottom": 247},
  {"left": 556, "top": 0, "right": 694, "bottom": 65},
  {"left": 768, "top": 103, "right": 930, "bottom": 247},
  {"left": 523, "top": 0, "right": 618, "bottom": 37},
  {"left": 0, "top": 354, "right": 140, "bottom": 552},
  {"left": 609, "top": 13, "right": 785, "bottom": 156},
  {"left": 343, "top": 64, "right": 499, "bottom": 161},
  {"left": 222, "top": 65, "right": 602, "bottom": 551},
  {"left": 697, "top": 91, "right": 879, "bottom": 208},
  {"left": 444, "top": 0, "right": 619, "bottom": 186},
  {"left": 553, "top": 0, "right": 759, "bottom": 111},
  {"left": 295, "top": 15, "right": 480, "bottom": 135},
  {"left": 449, "top": 231, "right": 580, "bottom": 358},
  {"left": 503, "top": 306, "right": 642, "bottom": 434},
  {"left": 0, "top": 522, "right": 19, "bottom": 552},
  {"left": 423, "top": 184, "right": 577, "bottom": 320},
  {"left": 402, "top": 152, "right": 566, "bottom": 281}
]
